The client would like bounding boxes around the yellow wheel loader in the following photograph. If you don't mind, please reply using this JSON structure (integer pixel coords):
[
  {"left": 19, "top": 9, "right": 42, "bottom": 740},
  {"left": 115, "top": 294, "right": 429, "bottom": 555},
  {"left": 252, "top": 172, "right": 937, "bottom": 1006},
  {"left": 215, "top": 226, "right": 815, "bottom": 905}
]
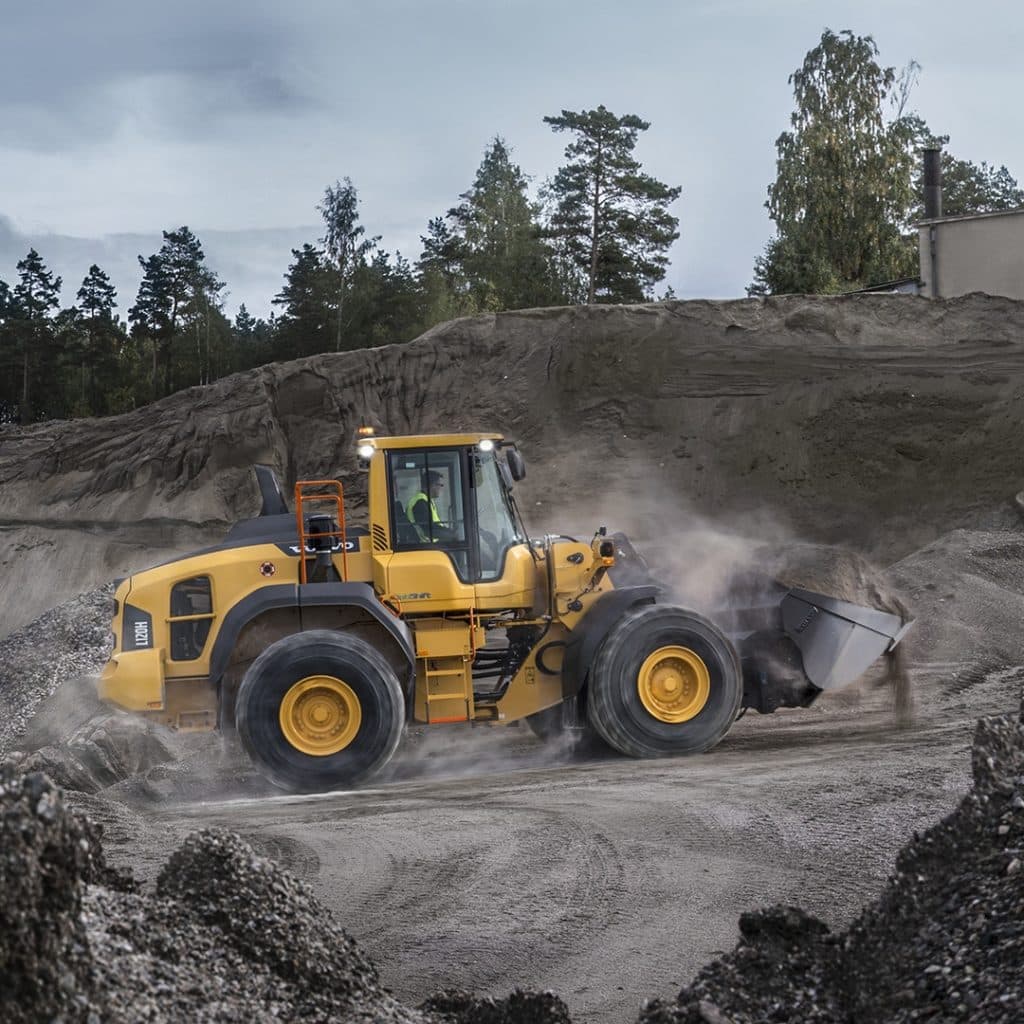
[{"left": 98, "top": 431, "right": 913, "bottom": 791}]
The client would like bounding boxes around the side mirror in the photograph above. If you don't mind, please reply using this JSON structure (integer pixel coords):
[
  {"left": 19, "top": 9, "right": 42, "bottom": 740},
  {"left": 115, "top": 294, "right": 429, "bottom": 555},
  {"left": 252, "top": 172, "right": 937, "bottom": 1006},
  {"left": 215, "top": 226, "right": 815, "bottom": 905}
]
[{"left": 506, "top": 448, "right": 526, "bottom": 482}]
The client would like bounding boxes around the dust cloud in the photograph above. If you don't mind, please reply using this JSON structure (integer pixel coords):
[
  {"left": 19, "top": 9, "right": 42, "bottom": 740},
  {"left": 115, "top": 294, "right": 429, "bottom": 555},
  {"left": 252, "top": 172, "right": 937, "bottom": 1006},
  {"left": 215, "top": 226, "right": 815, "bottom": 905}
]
[{"left": 532, "top": 462, "right": 915, "bottom": 722}]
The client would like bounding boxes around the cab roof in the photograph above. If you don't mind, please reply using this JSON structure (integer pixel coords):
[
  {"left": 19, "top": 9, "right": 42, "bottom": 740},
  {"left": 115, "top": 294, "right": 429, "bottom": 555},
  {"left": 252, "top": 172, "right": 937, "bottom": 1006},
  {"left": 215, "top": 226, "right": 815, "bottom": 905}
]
[{"left": 362, "top": 432, "right": 504, "bottom": 450}]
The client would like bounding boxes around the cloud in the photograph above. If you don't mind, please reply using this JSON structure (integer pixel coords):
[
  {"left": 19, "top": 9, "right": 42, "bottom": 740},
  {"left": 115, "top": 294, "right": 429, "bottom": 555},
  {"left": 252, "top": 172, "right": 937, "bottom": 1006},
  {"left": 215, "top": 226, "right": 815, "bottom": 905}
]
[{"left": 0, "top": 3, "right": 317, "bottom": 151}]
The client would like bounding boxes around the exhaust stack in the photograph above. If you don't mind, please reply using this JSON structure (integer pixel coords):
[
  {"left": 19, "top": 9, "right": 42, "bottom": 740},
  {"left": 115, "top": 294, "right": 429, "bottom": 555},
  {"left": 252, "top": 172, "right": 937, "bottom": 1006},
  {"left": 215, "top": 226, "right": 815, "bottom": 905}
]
[{"left": 923, "top": 146, "right": 943, "bottom": 220}]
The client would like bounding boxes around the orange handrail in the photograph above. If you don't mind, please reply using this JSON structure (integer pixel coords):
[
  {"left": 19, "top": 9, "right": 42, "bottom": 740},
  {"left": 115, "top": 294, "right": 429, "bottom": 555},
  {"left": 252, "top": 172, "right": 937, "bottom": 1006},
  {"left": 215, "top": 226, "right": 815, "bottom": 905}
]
[{"left": 294, "top": 479, "right": 348, "bottom": 583}]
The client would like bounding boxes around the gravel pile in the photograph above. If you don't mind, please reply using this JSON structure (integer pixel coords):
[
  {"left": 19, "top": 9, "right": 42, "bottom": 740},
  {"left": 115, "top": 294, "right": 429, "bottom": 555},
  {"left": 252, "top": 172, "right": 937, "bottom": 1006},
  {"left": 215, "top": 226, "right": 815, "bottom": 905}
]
[
  {"left": 0, "top": 584, "right": 114, "bottom": 755},
  {"left": 639, "top": 698, "right": 1024, "bottom": 1024},
  {"left": 0, "top": 764, "right": 570, "bottom": 1023},
  {"left": 0, "top": 763, "right": 134, "bottom": 1024}
]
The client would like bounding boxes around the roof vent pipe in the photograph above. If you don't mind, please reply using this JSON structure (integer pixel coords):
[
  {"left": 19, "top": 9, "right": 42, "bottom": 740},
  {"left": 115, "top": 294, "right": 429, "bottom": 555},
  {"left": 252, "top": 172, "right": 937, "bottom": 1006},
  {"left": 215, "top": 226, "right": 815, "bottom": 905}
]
[{"left": 923, "top": 146, "right": 943, "bottom": 220}]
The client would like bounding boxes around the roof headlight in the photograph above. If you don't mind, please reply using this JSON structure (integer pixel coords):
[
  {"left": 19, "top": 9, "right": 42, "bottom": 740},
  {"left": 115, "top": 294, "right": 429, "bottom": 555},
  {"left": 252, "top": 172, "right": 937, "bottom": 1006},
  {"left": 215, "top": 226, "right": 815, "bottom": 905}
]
[
  {"left": 358, "top": 443, "right": 375, "bottom": 459},
  {"left": 478, "top": 439, "right": 495, "bottom": 453}
]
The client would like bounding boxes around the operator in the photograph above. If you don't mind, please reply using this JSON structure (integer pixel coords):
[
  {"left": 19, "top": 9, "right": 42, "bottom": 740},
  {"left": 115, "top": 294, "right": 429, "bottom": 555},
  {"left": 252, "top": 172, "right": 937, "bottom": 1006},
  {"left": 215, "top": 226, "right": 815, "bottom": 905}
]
[{"left": 407, "top": 470, "right": 445, "bottom": 541}]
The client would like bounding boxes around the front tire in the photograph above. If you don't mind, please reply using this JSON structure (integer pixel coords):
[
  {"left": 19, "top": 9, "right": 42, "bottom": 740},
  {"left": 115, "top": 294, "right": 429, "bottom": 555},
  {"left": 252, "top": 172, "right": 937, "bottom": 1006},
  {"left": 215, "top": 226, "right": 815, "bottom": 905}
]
[
  {"left": 587, "top": 605, "right": 742, "bottom": 758},
  {"left": 236, "top": 629, "right": 404, "bottom": 792}
]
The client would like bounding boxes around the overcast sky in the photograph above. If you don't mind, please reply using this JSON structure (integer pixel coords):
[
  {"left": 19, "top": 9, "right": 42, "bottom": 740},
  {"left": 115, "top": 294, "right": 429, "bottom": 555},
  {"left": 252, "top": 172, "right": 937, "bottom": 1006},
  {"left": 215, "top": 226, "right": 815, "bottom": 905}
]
[{"left": 2, "top": 0, "right": 1022, "bottom": 321}]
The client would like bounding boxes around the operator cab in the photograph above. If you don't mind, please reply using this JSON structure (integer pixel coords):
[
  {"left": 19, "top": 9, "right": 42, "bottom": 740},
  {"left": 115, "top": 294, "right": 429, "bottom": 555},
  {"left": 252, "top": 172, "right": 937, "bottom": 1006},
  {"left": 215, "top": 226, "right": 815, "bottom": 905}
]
[{"left": 385, "top": 441, "right": 525, "bottom": 583}]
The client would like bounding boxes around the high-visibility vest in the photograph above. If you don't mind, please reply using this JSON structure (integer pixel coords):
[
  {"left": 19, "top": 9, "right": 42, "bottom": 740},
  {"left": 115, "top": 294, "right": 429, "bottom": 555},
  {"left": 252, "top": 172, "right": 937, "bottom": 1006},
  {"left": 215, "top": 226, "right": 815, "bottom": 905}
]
[
  {"left": 407, "top": 491, "right": 440, "bottom": 540},
  {"left": 407, "top": 491, "right": 440, "bottom": 524}
]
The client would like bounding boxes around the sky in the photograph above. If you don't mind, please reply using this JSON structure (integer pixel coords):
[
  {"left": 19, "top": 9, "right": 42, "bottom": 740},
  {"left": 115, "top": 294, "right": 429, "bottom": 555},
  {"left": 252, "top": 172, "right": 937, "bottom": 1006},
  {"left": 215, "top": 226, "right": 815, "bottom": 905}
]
[{"left": 1, "top": 0, "right": 1022, "bottom": 321}]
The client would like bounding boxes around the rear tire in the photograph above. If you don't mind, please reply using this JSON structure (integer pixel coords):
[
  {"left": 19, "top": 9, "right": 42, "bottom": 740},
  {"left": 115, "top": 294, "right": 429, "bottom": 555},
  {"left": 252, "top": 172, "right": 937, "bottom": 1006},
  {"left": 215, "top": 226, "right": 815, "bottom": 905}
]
[
  {"left": 587, "top": 605, "right": 742, "bottom": 759},
  {"left": 236, "top": 629, "right": 404, "bottom": 792}
]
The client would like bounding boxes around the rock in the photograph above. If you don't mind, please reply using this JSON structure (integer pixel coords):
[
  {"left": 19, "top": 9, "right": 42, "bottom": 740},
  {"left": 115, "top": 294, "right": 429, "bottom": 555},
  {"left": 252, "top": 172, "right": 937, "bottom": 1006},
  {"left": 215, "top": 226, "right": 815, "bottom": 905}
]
[
  {"left": 737, "top": 905, "right": 831, "bottom": 951},
  {"left": 421, "top": 988, "right": 573, "bottom": 1023}
]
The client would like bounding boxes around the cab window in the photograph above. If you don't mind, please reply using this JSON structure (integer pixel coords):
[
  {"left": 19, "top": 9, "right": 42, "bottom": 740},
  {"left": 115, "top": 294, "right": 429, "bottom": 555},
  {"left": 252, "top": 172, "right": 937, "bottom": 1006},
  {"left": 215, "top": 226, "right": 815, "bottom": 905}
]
[
  {"left": 473, "top": 449, "right": 523, "bottom": 580},
  {"left": 169, "top": 576, "right": 214, "bottom": 661},
  {"left": 388, "top": 450, "right": 469, "bottom": 577}
]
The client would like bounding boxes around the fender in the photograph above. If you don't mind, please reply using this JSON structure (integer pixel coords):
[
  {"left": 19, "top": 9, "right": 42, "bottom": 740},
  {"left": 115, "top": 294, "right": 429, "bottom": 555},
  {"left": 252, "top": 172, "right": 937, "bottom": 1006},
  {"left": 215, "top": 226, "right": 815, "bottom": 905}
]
[
  {"left": 561, "top": 585, "right": 659, "bottom": 697},
  {"left": 209, "top": 582, "right": 416, "bottom": 696}
]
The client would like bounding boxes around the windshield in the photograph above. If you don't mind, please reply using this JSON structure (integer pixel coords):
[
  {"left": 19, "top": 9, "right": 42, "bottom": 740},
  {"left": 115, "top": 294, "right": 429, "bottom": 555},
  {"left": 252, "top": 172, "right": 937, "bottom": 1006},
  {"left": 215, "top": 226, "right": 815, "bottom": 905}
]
[{"left": 475, "top": 450, "right": 523, "bottom": 580}]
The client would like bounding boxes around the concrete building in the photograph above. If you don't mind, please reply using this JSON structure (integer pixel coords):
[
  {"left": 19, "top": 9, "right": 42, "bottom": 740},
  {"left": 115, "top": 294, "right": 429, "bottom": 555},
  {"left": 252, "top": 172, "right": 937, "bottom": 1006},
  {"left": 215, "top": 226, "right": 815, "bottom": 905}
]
[
  {"left": 917, "top": 145, "right": 1024, "bottom": 300},
  {"left": 918, "top": 207, "right": 1024, "bottom": 300}
]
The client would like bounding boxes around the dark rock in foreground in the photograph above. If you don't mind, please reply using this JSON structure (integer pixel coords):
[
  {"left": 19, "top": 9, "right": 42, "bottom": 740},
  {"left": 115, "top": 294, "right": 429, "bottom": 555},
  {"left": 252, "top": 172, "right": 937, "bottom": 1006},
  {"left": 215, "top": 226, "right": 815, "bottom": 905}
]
[
  {"left": 0, "top": 765, "right": 133, "bottom": 1024},
  {"left": 640, "top": 701, "right": 1024, "bottom": 1024},
  {"left": 422, "top": 989, "right": 572, "bottom": 1023}
]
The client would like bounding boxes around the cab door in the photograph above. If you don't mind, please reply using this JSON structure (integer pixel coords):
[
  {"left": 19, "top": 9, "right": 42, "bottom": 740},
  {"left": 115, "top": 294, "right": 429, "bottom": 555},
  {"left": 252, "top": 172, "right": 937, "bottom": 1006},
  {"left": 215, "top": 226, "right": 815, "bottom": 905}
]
[{"left": 379, "top": 447, "right": 477, "bottom": 614}]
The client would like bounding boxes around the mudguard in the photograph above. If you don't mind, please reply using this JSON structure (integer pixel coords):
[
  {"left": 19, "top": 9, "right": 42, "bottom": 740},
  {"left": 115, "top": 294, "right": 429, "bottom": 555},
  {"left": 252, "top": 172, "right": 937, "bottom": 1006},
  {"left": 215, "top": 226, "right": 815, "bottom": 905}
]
[
  {"left": 209, "top": 582, "right": 416, "bottom": 695},
  {"left": 561, "top": 586, "right": 659, "bottom": 697}
]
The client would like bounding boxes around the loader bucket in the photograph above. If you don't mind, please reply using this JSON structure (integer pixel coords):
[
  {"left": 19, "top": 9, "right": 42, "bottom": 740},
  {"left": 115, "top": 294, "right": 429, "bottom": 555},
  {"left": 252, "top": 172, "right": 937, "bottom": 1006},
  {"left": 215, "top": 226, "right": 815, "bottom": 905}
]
[{"left": 780, "top": 587, "right": 914, "bottom": 691}]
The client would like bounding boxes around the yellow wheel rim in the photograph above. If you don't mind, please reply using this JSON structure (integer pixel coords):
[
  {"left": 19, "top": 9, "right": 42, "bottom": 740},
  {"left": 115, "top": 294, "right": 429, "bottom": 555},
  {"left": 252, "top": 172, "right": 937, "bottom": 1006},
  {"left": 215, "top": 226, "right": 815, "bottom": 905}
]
[
  {"left": 637, "top": 645, "right": 711, "bottom": 723},
  {"left": 279, "top": 675, "right": 361, "bottom": 756}
]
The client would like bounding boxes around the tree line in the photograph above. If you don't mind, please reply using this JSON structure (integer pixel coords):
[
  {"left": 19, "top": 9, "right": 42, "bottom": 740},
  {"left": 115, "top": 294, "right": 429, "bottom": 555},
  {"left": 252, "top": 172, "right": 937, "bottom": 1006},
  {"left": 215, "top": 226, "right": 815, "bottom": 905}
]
[
  {"left": 1, "top": 31, "right": 1021, "bottom": 423},
  {"left": 0, "top": 108, "right": 680, "bottom": 423}
]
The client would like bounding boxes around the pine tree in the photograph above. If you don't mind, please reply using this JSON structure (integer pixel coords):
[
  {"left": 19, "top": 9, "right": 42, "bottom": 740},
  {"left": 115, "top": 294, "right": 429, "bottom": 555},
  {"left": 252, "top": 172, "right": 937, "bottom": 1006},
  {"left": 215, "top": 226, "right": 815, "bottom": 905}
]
[
  {"left": 233, "top": 304, "right": 276, "bottom": 371},
  {"left": 128, "top": 227, "right": 223, "bottom": 398},
  {"left": 0, "top": 277, "right": 15, "bottom": 422},
  {"left": 74, "top": 264, "right": 124, "bottom": 415},
  {"left": 448, "top": 137, "right": 564, "bottom": 310},
  {"left": 416, "top": 217, "right": 475, "bottom": 323},
  {"left": 543, "top": 106, "right": 681, "bottom": 303},
  {"left": 11, "top": 249, "right": 62, "bottom": 420},
  {"left": 272, "top": 243, "right": 334, "bottom": 359}
]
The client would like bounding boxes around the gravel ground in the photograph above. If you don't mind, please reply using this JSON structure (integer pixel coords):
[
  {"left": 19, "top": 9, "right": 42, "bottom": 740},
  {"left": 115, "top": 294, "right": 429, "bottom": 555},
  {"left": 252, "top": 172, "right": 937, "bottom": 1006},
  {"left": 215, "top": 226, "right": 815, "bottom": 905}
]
[{"left": 2, "top": 699, "right": 1021, "bottom": 1023}]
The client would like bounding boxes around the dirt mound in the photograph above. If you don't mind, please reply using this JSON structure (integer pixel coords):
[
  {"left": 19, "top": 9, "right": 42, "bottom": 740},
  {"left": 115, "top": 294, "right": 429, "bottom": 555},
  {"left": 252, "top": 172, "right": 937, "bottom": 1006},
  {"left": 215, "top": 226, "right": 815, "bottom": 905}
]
[
  {"left": 639, "top": 701, "right": 1024, "bottom": 1023},
  {"left": 148, "top": 828, "right": 419, "bottom": 1021},
  {"left": 4, "top": 294, "right": 1024, "bottom": 637},
  {"left": 890, "top": 528, "right": 1024, "bottom": 671}
]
